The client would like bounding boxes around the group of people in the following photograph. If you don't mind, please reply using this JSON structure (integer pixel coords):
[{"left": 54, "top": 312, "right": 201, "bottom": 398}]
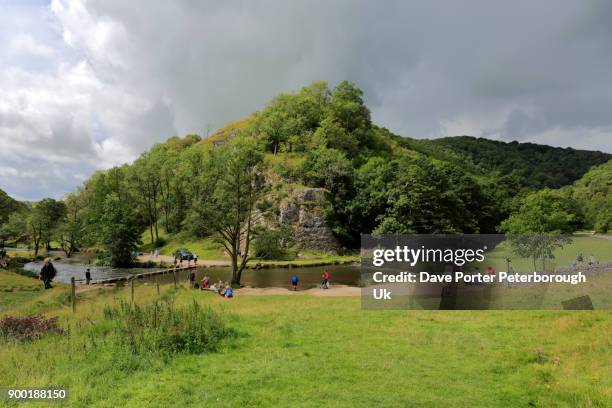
[
  {"left": 573, "top": 253, "right": 598, "bottom": 268},
  {"left": 290, "top": 270, "right": 330, "bottom": 291},
  {"left": 196, "top": 274, "right": 233, "bottom": 298},
  {"left": 173, "top": 255, "right": 199, "bottom": 267}
]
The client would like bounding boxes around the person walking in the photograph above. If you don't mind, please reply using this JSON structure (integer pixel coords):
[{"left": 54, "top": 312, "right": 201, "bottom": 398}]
[
  {"left": 85, "top": 268, "right": 92, "bottom": 285},
  {"left": 39, "top": 258, "right": 56, "bottom": 289},
  {"left": 321, "top": 270, "right": 329, "bottom": 289},
  {"left": 291, "top": 275, "right": 299, "bottom": 291}
]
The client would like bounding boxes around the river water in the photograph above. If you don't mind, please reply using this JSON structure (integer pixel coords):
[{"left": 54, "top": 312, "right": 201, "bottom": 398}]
[{"left": 23, "top": 258, "right": 361, "bottom": 289}]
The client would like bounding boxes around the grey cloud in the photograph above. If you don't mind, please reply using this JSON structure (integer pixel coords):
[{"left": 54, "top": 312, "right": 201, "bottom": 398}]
[{"left": 1, "top": 0, "right": 612, "bottom": 200}]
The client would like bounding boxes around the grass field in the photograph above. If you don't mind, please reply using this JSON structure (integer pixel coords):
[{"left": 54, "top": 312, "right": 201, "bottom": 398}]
[
  {"left": 0, "top": 268, "right": 610, "bottom": 407},
  {"left": 482, "top": 234, "right": 611, "bottom": 273}
]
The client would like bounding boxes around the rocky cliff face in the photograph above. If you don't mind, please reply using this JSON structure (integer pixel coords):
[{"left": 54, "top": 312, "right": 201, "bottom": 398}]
[{"left": 278, "top": 188, "right": 340, "bottom": 253}]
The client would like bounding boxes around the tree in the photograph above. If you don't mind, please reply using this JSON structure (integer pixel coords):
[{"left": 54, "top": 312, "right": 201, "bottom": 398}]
[
  {"left": 500, "top": 189, "right": 578, "bottom": 235},
  {"left": 37, "top": 198, "right": 67, "bottom": 250},
  {"left": 373, "top": 157, "right": 479, "bottom": 235},
  {"left": 500, "top": 189, "right": 577, "bottom": 271},
  {"left": 2, "top": 212, "right": 29, "bottom": 246},
  {"left": 0, "top": 188, "right": 27, "bottom": 225},
  {"left": 55, "top": 193, "right": 85, "bottom": 257},
  {"left": 312, "top": 117, "right": 359, "bottom": 155},
  {"left": 192, "top": 137, "right": 265, "bottom": 285},
  {"left": 253, "top": 224, "right": 294, "bottom": 260},
  {"left": 98, "top": 193, "right": 142, "bottom": 266},
  {"left": 131, "top": 153, "right": 162, "bottom": 244},
  {"left": 17, "top": 198, "right": 66, "bottom": 255}
]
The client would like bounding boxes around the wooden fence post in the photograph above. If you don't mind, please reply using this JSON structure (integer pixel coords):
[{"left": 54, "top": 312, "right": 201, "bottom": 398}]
[
  {"left": 131, "top": 278, "right": 135, "bottom": 303},
  {"left": 70, "top": 277, "right": 76, "bottom": 312},
  {"left": 156, "top": 275, "right": 160, "bottom": 295}
]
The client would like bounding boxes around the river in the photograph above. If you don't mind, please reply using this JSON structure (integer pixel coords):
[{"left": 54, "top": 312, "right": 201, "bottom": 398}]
[{"left": 23, "top": 258, "right": 361, "bottom": 289}]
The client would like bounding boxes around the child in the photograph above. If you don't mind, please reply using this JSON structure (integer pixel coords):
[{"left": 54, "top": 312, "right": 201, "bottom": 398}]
[
  {"left": 321, "top": 270, "right": 329, "bottom": 289},
  {"left": 291, "top": 275, "right": 299, "bottom": 291},
  {"left": 224, "top": 285, "right": 233, "bottom": 298}
]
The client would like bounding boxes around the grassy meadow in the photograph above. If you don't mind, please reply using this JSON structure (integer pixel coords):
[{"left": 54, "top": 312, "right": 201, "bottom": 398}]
[
  {"left": 482, "top": 234, "right": 612, "bottom": 273},
  {"left": 0, "top": 268, "right": 610, "bottom": 407}
]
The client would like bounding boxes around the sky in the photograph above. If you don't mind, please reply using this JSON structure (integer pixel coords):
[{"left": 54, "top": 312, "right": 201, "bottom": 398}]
[{"left": 1, "top": 0, "right": 612, "bottom": 201}]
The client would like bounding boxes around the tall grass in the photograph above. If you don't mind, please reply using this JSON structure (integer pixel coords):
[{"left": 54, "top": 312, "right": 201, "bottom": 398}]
[{"left": 102, "top": 299, "right": 235, "bottom": 356}]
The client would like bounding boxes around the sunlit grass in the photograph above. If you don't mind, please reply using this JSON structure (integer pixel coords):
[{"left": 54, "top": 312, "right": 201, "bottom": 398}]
[{"left": 0, "top": 273, "right": 609, "bottom": 407}]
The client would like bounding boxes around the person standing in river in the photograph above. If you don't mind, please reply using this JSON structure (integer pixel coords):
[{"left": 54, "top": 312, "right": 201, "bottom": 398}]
[
  {"left": 39, "top": 258, "right": 56, "bottom": 289},
  {"left": 321, "top": 270, "right": 329, "bottom": 289},
  {"left": 291, "top": 275, "right": 299, "bottom": 291}
]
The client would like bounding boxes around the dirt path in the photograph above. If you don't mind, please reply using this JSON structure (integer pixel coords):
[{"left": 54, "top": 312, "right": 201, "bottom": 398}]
[{"left": 236, "top": 284, "right": 360, "bottom": 297}]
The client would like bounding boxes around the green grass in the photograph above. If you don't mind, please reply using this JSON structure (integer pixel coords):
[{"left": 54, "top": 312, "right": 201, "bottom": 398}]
[
  {"left": 139, "top": 229, "right": 225, "bottom": 260},
  {"left": 0, "top": 270, "right": 68, "bottom": 315},
  {"left": 482, "top": 234, "right": 612, "bottom": 273},
  {"left": 0, "top": 276, "right": 609, "bottom": 407}
]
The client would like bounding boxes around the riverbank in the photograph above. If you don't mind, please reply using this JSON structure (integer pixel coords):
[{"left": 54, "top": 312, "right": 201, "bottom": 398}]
[{"left": 236, "top": 284, "right": 360, "bottom": 296}]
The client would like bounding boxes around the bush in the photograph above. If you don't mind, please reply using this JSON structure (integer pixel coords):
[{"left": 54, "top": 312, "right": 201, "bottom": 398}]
[
  {"left": 102, "top": 300, "right": 234, "bottom": 355},
  {"left": 0, "top": 315, "right": 64, "bottom": 341},
  {"left": 253, "top": 225, "right": 295, "bottom": 260}
]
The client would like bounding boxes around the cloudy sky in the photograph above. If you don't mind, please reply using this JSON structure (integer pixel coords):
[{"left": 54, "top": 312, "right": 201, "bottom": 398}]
[{"left": 1, "top": 0, "right": 612, "bottom": 200}]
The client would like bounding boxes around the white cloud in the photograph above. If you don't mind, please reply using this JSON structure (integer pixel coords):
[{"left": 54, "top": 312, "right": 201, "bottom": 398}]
[
  {"left": 0, "top": 0, "right": 611, "bottom": 200},
  {"left": 10, "top": 33, "right": 55, "bottom": 57}
]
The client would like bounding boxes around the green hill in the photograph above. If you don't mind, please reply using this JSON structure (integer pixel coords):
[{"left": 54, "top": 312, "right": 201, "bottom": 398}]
[
  {"left": 0, "top": 188, "right": 27, "bottom": 225},
  {"left": 399, "top": 135, "right": 611, "bottom": 189},
  {"left": 69, "top": 80, "right": 611, "bottom": 256}
]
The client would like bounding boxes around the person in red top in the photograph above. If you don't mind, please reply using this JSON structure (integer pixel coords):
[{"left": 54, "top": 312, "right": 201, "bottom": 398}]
[{"left": 321, "top": 270, "right": 329, "bottom": 289}]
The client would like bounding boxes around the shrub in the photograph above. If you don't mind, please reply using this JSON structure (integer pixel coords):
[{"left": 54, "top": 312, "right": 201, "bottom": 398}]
[
  {"left": 253, "top": 225, "right": 295, "bottom": 260},
  {"left": 0, "top": 315, "right": 64, "bottom": 341},
  {"left": 102, "top": 300, "right": 234, "bottom": 355}
]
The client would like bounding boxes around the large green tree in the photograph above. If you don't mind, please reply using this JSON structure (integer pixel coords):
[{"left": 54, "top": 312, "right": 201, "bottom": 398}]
[
  {"left": 98, "top": 193, "right": 142, "bottom": 266},
  {"left": 55, "top": 193, "right": 85, "bottom": 257},
  {"left": 500, "top": 189, "right": 577, "bottom": 271},
  {"left": 192, "top": 136, "right": 265, "bottom": 285}
]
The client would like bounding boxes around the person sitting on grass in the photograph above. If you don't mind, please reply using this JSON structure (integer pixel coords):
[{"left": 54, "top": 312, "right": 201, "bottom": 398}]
[
  {"left": 224, "top": 285, "right": 233, "bottom": 298},
  {"left": 201, "top": 274, "right": 210, "bottom": 289},
  {"left": 291, "top": 275, "right": 299, "bottom": 291}
]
